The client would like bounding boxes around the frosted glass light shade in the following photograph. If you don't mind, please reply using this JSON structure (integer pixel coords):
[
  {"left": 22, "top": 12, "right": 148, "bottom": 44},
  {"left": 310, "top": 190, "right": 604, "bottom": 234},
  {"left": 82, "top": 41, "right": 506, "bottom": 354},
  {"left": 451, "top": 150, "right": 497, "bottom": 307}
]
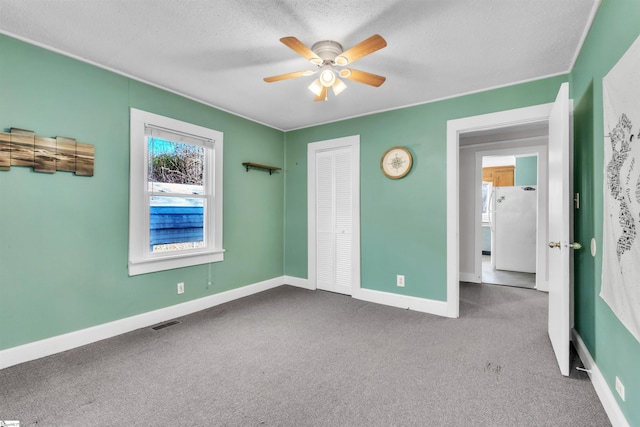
[
  {"left": 320, "top": 69, "right": 336, "bottom": 87},
  {"left": 308, "top": 78, "right": 323, "bottom": 96},
  {"left": 332, "top": 78, "right": 347, "bottom": 96}
]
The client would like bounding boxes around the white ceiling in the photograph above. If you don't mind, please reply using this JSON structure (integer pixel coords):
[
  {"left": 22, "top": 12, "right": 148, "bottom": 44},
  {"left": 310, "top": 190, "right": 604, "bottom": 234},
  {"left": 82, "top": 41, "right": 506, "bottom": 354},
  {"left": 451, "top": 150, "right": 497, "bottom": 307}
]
[{"left": 0, "top": 0, "right": 599, "bottom": 131}]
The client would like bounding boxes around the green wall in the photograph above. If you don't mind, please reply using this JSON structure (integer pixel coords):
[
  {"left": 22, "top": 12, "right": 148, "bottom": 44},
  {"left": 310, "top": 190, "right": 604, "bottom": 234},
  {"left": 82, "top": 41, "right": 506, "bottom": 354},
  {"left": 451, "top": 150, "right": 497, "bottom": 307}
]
[
  {"left": 284, "top": 75, "right": 567, "bottom": 300},
  {"left": 515, "top": 156, "right": 537, "bottom": 186},
  {"left": 570, "top": 0, "right": 640, "bottom": 424},
  {"left": 2, "top": 3, "right": 638, "bottom": 422},
  {"left": 0, "top": 35, "right": 285, "bottom": 350}
]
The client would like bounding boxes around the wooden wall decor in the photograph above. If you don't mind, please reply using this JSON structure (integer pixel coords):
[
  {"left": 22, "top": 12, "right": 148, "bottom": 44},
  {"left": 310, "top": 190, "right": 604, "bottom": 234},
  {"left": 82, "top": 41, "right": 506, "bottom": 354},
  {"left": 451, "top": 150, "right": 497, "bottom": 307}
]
[
  {"left": 75, "top": 142, "right": 94, "bottom": 177},
  {"left": 34, "top": 136, "right": 56, "bottom": 173},
  {"left": 56, "top": 136, "right": 77, "bottom": 172},
  {"left": 0, "top": 128, "right": 94, "bottom": 176},
  {"left": 0, "top": 132, "right": 10, "bottom": 171},
  {"left": 10, "top": 128, "right": 35, "bottom": 167}
]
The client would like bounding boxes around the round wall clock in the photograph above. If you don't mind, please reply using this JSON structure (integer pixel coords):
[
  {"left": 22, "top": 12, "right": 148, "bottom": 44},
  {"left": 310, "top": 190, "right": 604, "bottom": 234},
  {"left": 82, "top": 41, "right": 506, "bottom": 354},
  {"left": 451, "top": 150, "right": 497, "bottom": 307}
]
[{"left": 381, "top": 146, "right": 413, "bottom": 179}]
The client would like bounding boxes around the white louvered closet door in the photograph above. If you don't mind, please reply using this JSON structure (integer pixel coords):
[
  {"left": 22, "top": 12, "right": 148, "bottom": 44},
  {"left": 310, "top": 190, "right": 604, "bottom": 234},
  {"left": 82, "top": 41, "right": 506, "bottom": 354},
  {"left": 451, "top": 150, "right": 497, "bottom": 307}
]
[{"left": 315, "top": 147, "right": 353, "bottom": 295}]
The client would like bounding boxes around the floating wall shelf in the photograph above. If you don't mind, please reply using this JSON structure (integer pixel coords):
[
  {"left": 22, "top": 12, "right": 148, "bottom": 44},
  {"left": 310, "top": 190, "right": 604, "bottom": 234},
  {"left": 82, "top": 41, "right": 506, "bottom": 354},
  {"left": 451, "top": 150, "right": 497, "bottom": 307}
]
[{"left": 242, "top": 162, "right": 281, "bottom": 175}]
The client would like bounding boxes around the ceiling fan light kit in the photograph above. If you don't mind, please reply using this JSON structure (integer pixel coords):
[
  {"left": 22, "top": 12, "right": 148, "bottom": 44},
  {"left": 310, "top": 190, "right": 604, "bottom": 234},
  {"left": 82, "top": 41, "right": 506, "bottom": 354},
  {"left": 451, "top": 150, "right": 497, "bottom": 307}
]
[
  {"left": 264, "top": 34, "right": 387, "bottom": 102},
  {"left": 319, "top": 67, "right": 336, "bottom": 87},
  {"left": 332, "top": 78, "right": 348, "bottom": 96},
  {"left": 307, "top": 79, "right": 323, "bottom": 96}
]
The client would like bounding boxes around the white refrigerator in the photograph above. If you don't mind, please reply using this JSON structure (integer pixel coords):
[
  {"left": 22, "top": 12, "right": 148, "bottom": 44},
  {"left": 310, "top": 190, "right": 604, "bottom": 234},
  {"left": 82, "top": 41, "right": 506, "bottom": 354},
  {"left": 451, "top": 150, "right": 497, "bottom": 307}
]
[{"left": 490, "top": 185, "right": 537, "bottom": 273}]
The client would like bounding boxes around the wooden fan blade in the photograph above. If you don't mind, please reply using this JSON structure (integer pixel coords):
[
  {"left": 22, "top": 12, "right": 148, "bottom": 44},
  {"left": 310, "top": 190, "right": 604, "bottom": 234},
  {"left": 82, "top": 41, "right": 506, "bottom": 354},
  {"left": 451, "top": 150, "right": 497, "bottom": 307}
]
[
  {"left": 314, "top": 86, "right": 329, "bottom": 102},
  {"left": 280, "top": 37, "right": 321, "bottom": 63},
  {"left": 341, "top": 69, "right": 386, "bottom": 87},
  {"left": 336, "top": 34, "right": 387, "bottom": 65},
  {"left": 264, "top": 70, "right": 313, "bottom": 83}
]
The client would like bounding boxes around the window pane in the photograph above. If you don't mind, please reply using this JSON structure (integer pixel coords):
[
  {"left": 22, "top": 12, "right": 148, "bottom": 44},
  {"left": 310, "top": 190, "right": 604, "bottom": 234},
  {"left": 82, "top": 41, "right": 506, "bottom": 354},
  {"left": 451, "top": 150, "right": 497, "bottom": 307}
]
[
  {"left": 147, "top": 181, "right": 204, "bottom": 196},
  {"left": 148, "top": 137, "right": 204, "bottom": 195},
  {"left": 149, "top": 196, "right": 205, "bottom": 253},
  {"left": 147, "top": 137, "right": 206, "bottom": 253}
]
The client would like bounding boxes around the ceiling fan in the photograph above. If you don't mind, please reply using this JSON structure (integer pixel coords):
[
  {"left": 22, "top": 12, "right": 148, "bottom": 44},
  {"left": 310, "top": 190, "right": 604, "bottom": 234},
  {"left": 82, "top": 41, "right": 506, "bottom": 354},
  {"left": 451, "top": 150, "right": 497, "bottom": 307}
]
[{"left": 263, "top": 34, "right": 387, "bottom": 102}]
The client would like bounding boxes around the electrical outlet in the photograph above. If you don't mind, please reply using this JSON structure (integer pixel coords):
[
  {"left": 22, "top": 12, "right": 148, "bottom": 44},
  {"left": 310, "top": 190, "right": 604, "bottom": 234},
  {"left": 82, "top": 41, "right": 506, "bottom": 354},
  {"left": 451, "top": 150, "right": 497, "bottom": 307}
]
[
  {"left": 397, "top": 275, "right": 405, "bottom": 287},
  {"left": 177, "top": 282, "right": 185, "bottom": 294},
  {"left": 615, "top": 376, "right": 625, "bottom": 401}
]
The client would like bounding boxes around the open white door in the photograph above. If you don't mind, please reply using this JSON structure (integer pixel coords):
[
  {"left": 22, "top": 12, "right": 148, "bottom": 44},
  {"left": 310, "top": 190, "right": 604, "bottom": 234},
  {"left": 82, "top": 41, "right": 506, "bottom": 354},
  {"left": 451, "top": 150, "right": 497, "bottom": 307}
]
[{"left": 547, "top": 82, "right": 574, "bottom": 376}]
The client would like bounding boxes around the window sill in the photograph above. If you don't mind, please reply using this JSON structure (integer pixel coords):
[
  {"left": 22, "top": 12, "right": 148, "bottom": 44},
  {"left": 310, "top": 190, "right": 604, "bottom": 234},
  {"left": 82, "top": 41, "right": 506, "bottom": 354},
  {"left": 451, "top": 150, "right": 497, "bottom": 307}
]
[{"left": 128, "top": 249, "right": 225, "bottom": 276}]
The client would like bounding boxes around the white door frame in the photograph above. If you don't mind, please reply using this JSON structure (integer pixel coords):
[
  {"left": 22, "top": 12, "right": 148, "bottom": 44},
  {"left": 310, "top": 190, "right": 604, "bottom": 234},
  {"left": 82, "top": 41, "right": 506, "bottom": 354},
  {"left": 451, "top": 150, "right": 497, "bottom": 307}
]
[
  {"left": 446, "top": 103, "right": 554, "bottom": 318},
  {"left": 307, "top": 135, "right": 361, "bottom": 294}
]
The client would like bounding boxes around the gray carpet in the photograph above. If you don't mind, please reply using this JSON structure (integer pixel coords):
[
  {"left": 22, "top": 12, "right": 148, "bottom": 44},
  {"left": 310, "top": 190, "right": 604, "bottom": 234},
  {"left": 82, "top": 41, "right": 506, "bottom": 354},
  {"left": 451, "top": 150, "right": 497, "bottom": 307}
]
[{"left": 0, "top": 283, "right": 610, "bottom": 426}]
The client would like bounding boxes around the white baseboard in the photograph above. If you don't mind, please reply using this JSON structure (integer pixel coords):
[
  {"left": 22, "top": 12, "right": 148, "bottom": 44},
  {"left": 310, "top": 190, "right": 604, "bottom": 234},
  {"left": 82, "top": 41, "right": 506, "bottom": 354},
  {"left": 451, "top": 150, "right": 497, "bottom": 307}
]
[
  {"left": 283, "top": 276, "right": 451, "bottom": 317},
  {"left": 572, "top": 329, "right": 629, "bottom": 427},
  {"left": 0, "top": 276, "right": 455, "bottom": 370},
  {"left": 353, "top": 287, "right": 451, "bottom": 318},
  {"left": 459, "top": 272, "right": 481, "bottom": 283},
  {"left": 0, "top": 276, "right": 284, "bottom": 370},
  {"left": 536, "top": 279, "right": 549, "bottom": 292},
  {"left": 283, "top": 275, "right": 314, "bottom": 290}
]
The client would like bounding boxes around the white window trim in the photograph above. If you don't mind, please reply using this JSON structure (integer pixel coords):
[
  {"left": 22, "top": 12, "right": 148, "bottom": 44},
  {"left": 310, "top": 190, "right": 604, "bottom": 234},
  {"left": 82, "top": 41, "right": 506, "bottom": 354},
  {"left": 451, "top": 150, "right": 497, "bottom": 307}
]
[{"left": 128, "top": 108, "right": 224, "bottom": 276}]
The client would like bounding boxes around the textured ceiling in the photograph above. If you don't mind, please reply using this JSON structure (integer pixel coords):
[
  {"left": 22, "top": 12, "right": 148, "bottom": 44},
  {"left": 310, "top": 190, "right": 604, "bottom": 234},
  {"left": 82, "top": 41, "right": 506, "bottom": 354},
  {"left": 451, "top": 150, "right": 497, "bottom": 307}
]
[{"left": 0, "top": 0, "right": 599, "bottom": 131}]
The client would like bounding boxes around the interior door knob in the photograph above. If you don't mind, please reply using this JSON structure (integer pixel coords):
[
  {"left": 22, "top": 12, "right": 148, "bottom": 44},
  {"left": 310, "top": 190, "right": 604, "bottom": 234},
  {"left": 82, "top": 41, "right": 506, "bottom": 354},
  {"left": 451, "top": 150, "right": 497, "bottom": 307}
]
[{"left": 548, "top": 241, "right": 561, "bottom": 249}]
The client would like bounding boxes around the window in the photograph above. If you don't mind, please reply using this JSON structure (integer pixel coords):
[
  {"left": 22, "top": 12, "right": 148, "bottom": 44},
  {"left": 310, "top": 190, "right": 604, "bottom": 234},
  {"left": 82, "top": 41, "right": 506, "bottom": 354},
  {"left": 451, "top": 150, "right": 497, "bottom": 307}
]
[{"left": 129, "top": 108, "right": 223, "bottom": 276}]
